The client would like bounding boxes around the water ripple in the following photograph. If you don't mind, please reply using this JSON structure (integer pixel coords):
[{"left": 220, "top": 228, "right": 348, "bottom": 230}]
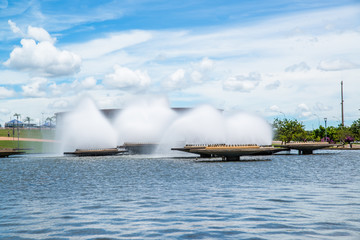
[{"left": 1, "top": 152, "right": 360, "bottom": 239}]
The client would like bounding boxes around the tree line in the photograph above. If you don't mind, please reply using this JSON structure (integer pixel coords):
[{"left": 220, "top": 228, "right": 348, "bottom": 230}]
[{"left": 273, "top": 118, "right": 360, "bottom": 145}]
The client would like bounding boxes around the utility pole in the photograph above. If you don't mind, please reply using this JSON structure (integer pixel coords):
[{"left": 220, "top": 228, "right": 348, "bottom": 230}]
[{"left": 341, "top": 81, "right": 344, "bottom": 127}]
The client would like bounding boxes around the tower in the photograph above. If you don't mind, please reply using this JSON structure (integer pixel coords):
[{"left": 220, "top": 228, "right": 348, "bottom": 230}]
[{"left": 341, "top": 81, "right": 344, "bottom": 127}]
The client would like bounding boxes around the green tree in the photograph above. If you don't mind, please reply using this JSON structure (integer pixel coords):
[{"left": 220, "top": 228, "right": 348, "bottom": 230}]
[
  {"left": 46, "top": 116, "right": 56, "bottom": 128},
  {"left": 336, "top": 126, "right": 353, "bottom": 144},
  {"left": 24, "top": 116, "right": 32, "bottom": 128},
  {"left": 273, "top": 118, "right": 307, "bottom": 143},
  {"left": 350, "top": 118, "right": 360, "bottom": 141}
]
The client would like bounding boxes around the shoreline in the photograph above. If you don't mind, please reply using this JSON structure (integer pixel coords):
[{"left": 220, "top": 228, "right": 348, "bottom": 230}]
[{"left": 0, "top": 137, "right": 58, "bottom": 143}]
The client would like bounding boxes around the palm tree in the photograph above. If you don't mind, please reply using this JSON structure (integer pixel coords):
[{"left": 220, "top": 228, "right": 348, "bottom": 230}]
[
  {"left": 24, "top": 116, "right": 32, "bottom": 128},
  {"left": 46, "top": 116, "right": 56, "bottom": 128}
]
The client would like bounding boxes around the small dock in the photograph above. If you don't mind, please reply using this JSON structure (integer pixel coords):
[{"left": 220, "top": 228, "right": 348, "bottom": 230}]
[
  {"left": 273, "top": 142, "right": 339, "bottom": 154},
  {"left": 118, "top": 143, "right": 158, "bottom": 154},
  {"left": 0, "top": 149, "right": 25, "bottom": 158},
  {"left": 64, "top": 148, "right": 127, "bottom": 157},
  {"left": 172, "top": 144, "right": 287, "bottom": 161}
]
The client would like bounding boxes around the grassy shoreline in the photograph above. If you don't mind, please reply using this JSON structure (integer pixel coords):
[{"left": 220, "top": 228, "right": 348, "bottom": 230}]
[{"left": 0, "top": 128, "right": 57, "bottom": 153}]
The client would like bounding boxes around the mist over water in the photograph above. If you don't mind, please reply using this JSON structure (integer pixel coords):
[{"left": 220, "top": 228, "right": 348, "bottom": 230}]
[
  {"left": 225, "top": 112, "right": 273, "bottom": 145},
  {"left": 113, "top": 98, "right": 177, "bottom": 144},
  {"left": 59, "top": 98, "right": 117, "bottom": 152},
  {"left": 160, "top": 105, "right": 226, "bottom": 147},
  {"left": 58, "top": 96, "right": 273, "bottom": 153}
]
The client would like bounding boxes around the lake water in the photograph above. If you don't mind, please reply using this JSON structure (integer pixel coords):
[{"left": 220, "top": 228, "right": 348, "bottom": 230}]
[{"left": 1, "top": 150, "right": 360, "bottom": 239}]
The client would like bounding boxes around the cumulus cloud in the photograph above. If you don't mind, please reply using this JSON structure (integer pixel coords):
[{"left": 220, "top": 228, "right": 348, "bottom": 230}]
[
  {"left": 103, "top": 65, "right": 151, "bottom": 90},
  {"left": 27, "top": 25, "right": 56, "bottom": 43},
  {"left": 163, "top": 68, "right": 186, "bottom": 90},
  {"left": 313, "top": 102, "right": 332, "bottom": 112},
  {"left": 48, "top": 77, "right": 98, "bottom": 97},
  {"left": 265, "top": 80, "right": 280, "bottom": 90},
  {"left": 191, "top": 70, "right": 202, "bottom": 83},
  {"left": 80, "top": 76, "right": 97, "bottom": 89},
  {"left": 223, "top": 72, "right": 261, "bottom": 92},
  {"left": 269, "top": 105, "right": 281, "bottom": 112},
  {"left": 297, "top": 103, "right": 312, "bottom": 117},
  {"left": 285, "top": 62, "right": 310, "bottom": 72},
  {"left": 21, "top": 77, "right": 48, "bottom": 97},
  {"left": 4, "top": 21, "right": 81, "bottom": 77},
  {"left": 0, "top": 86, "right": 15, "bottom": 98},
  {"left": 4, "top": 39, "right": 81, "bottom": 77},
  {"left": 317, "top": 59, "right": 359, "bottom": 71},
  {"left": 199, "top": 57, "right": 214, "bottom": 71}
]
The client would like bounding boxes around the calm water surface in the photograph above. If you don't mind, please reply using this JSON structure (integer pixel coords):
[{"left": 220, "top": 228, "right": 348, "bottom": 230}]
[{"left": 1, "top": 150, "right": 360, "bottom": 239}]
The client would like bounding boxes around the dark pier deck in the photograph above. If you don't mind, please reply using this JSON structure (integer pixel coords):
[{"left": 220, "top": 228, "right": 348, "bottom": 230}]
[
  {"left": 273, "top": 142, "right": 339, "bottom": 154},
  {"left": 64, "top": 148, "right": 127, "bottom": 157},
  {"left": 118, "top": 143, "right": 159, "bottom": 154},
  {"left": 172, "top": 144, "right": 286, "bottom": 161},
  {"left": 0, "top": 149, "right": 25, "bottom": 158}
]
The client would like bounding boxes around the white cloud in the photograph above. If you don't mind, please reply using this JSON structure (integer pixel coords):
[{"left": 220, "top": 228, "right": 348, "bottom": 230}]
[
  {"left": 4, "top": 39, "right": 81, "bottom": 77},
  {"left": 27, "top": 25, "right": 56, "bottom": 43},
  {"left": 269, "top": 105, "right": 280, "bottom": 112},
  {"left": 8, "top": 20, "right": 22, "bottom": 34},
  {"left": 265, "top": 80, "right": 280, "bottom": 90},
  {"left": 47, "top": 77, "right": 99, "bottom": 97},
  {"left": 80, "top": 76, "right": 97, "bottom": 89},
  {"left": 317, "top": 59, "right": 359, "bottom": 71},
  {"left": 103, "top": 65, "right": 151, "bottom": 90},
  {"left": 191, "top": 70, "right": 202, "bottom": 83},
  {"left": 0, "top": 108, "right": 10, "bottom": 115},
  {"left": 48, "top": 99, "right": 70, "bottom": 109},
  {"left": 297, "top": 103, "right": 312, "bottom": 117},
  {"left": 223, "top": 72, "right": 261, "bottom": 92},
  {"left": 199, "top": 57, "right": 214, "bottom": 70},
  {"left": 8, "top": 20, "right": 56, "bottom": 43},
  {"left": 313, "top": 102, "right": 332, "bottom": 112},
  {"left": 67, "top": 30, "right": 152, "bottom": 59},
  {"left": 0, "top": 86, "right": 15, "bottom": 98},
  {"left": 163, "top": 68, "right": 186, "bottom": 90},
  {"left": 21, "top": 77, "right": 48, "bottom": 97},
  {"left": 4, "top": 22, "right": 81, "bottom": 78},
  {"left": 285, "top": 62, "right": 310, "bottom": 72}
]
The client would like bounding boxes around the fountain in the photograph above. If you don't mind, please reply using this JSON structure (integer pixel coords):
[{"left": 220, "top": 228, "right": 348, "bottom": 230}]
[
  {"left": 57, "top": 96, "right": 276, "bottom": 158},
  {"left": 59, "top": 97, "right": 118, "bottom": 154}
]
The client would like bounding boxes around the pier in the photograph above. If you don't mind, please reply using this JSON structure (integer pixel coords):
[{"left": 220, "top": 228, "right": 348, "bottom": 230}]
[
  {"left": 64, "top": 148, "right": 127, "bottom": 156},
  {"left": 171, "top": 144, "right": 286, "bottom": 161},
  {"left": 118, "top": 143, "right": 159, "bottom": 154},
  {"left": 0, "top": 149, "right": 25, "bottom": 158},
  {"left": 273, "top": 142, "right": 339, "bottom": 155}
]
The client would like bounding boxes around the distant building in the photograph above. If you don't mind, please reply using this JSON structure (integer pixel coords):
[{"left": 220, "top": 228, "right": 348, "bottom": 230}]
[{"left": 5, "top": 119, "right": 24, "bottom": 128}]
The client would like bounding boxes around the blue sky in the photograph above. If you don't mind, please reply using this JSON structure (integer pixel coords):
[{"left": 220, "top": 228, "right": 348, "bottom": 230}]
[{"left": 0, "top": 0, "right": 359, "bottom": 129}]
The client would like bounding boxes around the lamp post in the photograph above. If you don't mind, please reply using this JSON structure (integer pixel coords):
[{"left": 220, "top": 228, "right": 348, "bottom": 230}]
[
  {"left": 324, "top": 117, "right": 327, "bottom": 142},
  {"left": 13, "top": 113, "right": 21, "bottom": 149}
]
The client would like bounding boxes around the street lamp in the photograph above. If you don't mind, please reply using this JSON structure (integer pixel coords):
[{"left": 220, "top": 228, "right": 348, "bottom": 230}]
[
  {"left": 13, "top": 113, "right": 21, "bottom": 149},
  {"left": 324, "top": 117, "right": 327, "bottom": 142}
]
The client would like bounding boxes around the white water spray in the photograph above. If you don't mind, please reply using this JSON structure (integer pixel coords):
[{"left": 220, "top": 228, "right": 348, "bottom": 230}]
[
  {"left": 113, "top": 97, "right": 177, "bottom": 145},
  {"left": 59, "top": 97, "right": 117, "bottom": 152},
  {"left": 57, "top": 96, "right": 273, "bottom": 154}
]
